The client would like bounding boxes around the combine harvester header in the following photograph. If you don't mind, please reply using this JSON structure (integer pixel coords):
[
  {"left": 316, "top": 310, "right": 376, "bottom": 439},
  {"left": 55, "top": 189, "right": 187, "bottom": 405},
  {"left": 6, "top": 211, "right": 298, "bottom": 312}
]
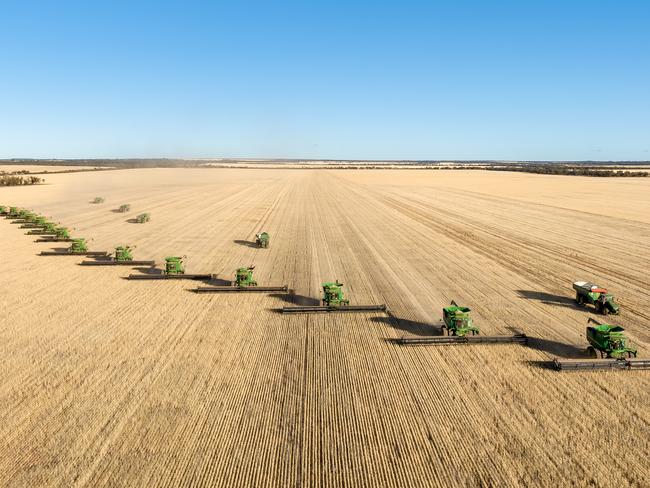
[
  {"left": 193, "top": 267, "right": 288, "bottom": 293},
  {"left": 282, "top": 281, "right": 387, "bottom": 314},
  {"left": 127, "top": 256, "right": 213, "bottom": 280},
  {"left": 397, "top": 301, "right": 527, "bottom": 346}
]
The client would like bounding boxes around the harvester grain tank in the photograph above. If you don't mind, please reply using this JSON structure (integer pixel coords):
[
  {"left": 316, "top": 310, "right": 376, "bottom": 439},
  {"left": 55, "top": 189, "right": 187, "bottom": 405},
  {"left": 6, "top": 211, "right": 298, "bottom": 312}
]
[
  {"left": 573, "top": 281, "right": 619, "bottom": 315},
  {"left": 281, "top": 280, "right": 387, "bottom": 313},
  {"left": 193, "top": 266, "right": 288, "bottom": 293},
  {"left": 80, "top": 246, "right": 155, "bottom": 266},
  {"left": 127, "top": 256, "right": 214, "bottom": 280},
  {"left": 255, "top": 232, "right": 270, "bottom": 248},
  {"left": 396, "top": 301, "right": 527, "bottom": 345},
  {"left": 553, "top": 318, "right": 648, "bottom": 371},
  {"left": 40, "top": 238, "right": 108, "bottom": 256}
]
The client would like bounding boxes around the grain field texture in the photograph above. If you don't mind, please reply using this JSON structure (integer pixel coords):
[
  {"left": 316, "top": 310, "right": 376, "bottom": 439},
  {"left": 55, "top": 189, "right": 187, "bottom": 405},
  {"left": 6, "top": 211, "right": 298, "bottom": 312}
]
[{"left": 1, "top": 168, "right": 649, "bottom": 487}]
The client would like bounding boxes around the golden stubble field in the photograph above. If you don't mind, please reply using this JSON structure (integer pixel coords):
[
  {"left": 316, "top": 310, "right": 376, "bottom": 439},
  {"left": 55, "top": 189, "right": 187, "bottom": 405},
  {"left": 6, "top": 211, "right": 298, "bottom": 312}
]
[{"left": 1, "top": 168, "right": 649, "bottom": 487}]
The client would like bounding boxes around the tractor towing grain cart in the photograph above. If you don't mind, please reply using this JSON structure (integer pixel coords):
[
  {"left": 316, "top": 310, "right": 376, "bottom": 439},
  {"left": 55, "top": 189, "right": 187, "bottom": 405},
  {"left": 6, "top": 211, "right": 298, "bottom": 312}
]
[
  {"left": 80, "top": 246, "right": 155, "bottom": 266},
  {"left": 135, "top": 213, "right": 150, "bottom": 223},
  {"left": 91, "top": 197, "right": 105, "bottom": 204},
  {"left": 255, "top": 232, "right": 270, "bottom": 248},
  {"left": 396, "top": 300, "right": 527, "bottom": 345},
  {"left": 193, "top": 266, "right": 288, "bottom": 293},
  {"left": 117, "top": 204, "right": 131, "bottom": 213},
  {"left": 281, "top": 280, "right": 387, "bottom": 313},
  {"left": 553, "top": 318, "right": 648, "bottom": 371},
  {"left": 40, "top": 238, "right": 108, "bottom": 256},
  {"left": 573, "top": 281, "right": 620, "bottom": 315},
  {"left": 127, "top": 256, "right": 214, "bottom": 280}
]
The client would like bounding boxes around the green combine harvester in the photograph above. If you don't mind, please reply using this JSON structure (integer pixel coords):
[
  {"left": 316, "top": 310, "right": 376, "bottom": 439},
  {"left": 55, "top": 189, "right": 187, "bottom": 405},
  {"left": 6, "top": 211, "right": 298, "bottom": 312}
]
[
  {"left": 80, "top": 245, "right": 155, "bottom": 266},
  {"left": 554, "top": 318, "right": 648, "bottom": 371},
  {"left": 92, "top": 197, "right": 105, "bottom": 204},
  {"left": 127, "top": 256, "right": 214, "bottom": 280},
  {"left": 6, "top": 207, "right": 21, "bottom": 218},
  {"left": 573, "top": 281, "right": 620, "bottom": 315},
  {"left": 255, "top": 232, "right": 270, "bottom": 248},
  {"left": 40, "top": 238, "right": 108, "bottom": 256},
  {"left": 36, "top": 226, "right": 73, "bottom": 242},
  {"left": 0, "top": 205, "right": 7, "bottom": 215},
  {"left": 281, "top": 280, "right": 386, "bottom": 313},
  {"left": 26, "top": 220, "right": 57, "bottom": 234},
  {"left": 193, "top": 266, "right": 288, "bottom": 293},
  {"left": 396, "top": 300, "right": 527, "bottom": 345},
  {"left": 135, "top": 213, "right": 150, "bottom": 223},
  {"left": 118, "top": 204, "right": 131, "bottom": 212}
]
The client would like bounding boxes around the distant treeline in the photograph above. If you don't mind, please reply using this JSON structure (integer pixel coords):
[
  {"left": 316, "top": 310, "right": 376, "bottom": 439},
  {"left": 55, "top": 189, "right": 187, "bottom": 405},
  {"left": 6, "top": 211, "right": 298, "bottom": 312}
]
[
  {"left": 484, "top": 166, "right": 648, "bottom": 177},
  {"left": 0, "top": 175, "right": 44, "bottom": 186}
]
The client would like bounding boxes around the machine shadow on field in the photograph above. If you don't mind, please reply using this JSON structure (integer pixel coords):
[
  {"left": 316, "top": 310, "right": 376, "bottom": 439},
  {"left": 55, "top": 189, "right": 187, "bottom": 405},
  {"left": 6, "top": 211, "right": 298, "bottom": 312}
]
[
  {"left": 125, "top": 218, "right": 141, "bottom": 224},
  {"left": 371, "top": 315, "right": 439, "bottom": 337},
  {"left": 517, "top": 290, "right": 575, "bottom": 309},
  {"left": 233, "top": 239, "right": 258, "bottom": 248},
  {"left": 270, "top": 292, "right": 320, "bottom": 306},
  {"left": 524, "top": 336, "right": 585, "bottom": 358},
  {"left": 131, "top": 266, "right": 162, "bottom": 275}
]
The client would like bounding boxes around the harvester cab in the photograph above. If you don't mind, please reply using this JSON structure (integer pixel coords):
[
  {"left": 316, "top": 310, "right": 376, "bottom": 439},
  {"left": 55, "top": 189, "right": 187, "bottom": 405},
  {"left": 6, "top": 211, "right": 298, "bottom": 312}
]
[
  {"left": 442, "top": 300, "right": 479, "bottom": 336},
  {"left": 321, "top": 281, "right": 350, "bottom": 307},
  {"left": 235, "top": 267, "right": 258, "bottom": 287},
  {"left": 573, "top": 281, "right": 620, "bottom": 315},
  {"left": 70, "top": 238, "right": 88, "bottom": 253},
  {"left": 115, "top": 246, "right": 134, "bottom": 262},
  {"left": 586, "top": 318, "right": 637, "bottom": 359},
  {"left": 255, "top": 232, "right": 270, "bottom": 248},
  {"left": 165, "top": 256, "right": 186, "bottom": 275}
]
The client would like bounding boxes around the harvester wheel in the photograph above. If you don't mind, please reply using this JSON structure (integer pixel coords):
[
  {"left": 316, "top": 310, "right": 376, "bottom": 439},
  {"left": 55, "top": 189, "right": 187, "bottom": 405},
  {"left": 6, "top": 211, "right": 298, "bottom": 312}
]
[
  {"left": 576, "top": 294, "right": 582, "bottom": 305},
  {"left": 586, "top": 346, "right": 597, "bottom": 359},
  {"left": 441, "top": 325, "right": 446, "bottom": 335}
]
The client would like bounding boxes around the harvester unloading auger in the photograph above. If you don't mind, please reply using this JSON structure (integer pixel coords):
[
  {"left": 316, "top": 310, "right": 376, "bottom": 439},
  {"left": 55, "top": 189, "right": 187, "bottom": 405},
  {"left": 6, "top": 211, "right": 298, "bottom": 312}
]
[
  {"left": 80, "top": 246, "right": 155, "bottom": 266},
  {"left": 40, "top": 238, "right": 108, "bottom": 257},
  {"left": 127, "top": 256, "right": 214, "bottom": 280},
  {"left": 554, "top": 318, "right": 648, "bottom": 371},
  {"left": 281, "top": 281, "right": 387, "bottom": 313},
  {"left": 193, "top": 266, "right": 288, "bottom": 293},
  {"left": 396, "top": 301, "right": 527, "bottom": 345}
]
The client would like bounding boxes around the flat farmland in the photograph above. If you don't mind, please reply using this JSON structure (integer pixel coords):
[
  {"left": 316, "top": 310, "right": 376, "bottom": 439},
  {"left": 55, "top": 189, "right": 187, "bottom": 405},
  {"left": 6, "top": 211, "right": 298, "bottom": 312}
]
[{"left": 1, "top": 168, "right": 649, "bottom": 487}]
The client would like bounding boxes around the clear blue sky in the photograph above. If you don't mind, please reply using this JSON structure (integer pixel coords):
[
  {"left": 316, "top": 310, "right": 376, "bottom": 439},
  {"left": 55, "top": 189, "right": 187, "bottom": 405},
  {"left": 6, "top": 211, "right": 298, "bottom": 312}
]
[{"left": 1, "top": 0, "right": 649, "bottom": 160}]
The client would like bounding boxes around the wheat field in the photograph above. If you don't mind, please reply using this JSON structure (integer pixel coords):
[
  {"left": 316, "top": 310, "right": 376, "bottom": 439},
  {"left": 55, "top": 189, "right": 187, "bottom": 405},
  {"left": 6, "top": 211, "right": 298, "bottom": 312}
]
[{"left": 1, "top": 168, "right": 649, "bottom": 487}]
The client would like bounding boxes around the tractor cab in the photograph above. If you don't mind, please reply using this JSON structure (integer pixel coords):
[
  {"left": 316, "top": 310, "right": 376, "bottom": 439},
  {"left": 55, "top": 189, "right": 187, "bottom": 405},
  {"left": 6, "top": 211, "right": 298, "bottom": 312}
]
[
  {"left": 115, "top": 246, "right": 134, "bottom": 262},
  {"left": 235, "top": 267, "right": 257, "bottom": 287},
  {"left": 442, "top": 302, "right": 479, "bottom": 336},
  {"left": 165, "top": 257, "right": 185, "bottom": 275},
  {"left": 321, "top": 281, "right": 350, "bottom": 307}
]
